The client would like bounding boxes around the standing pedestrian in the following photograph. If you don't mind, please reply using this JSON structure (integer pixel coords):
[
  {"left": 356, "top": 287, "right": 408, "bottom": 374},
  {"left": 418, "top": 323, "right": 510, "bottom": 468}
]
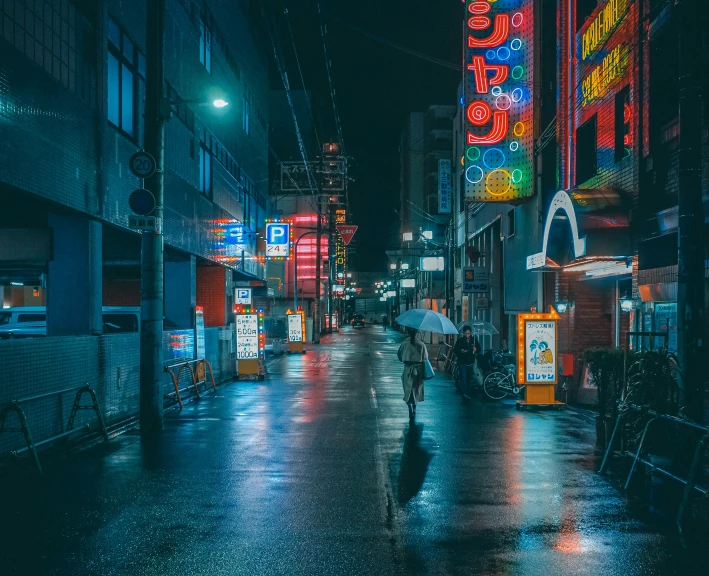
[
  {"left": 454, "top": 326, "right": 479, "bottom": 400},
  {"left": 382, "top": 314, "right": 389, "bottom": 331},
  {"left": 397, "top": 327, "right": 428, "bottom": 421}
]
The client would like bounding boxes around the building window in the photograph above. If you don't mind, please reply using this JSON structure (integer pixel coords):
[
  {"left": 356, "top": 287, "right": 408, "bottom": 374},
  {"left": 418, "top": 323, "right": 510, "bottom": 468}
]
[
  {"left": 615, "top": 87, "right": 631, "bottom": 162},
  {"left": 507, "top": 208, "right": 516, "bottom": 238},
  {"left": 243, "top": 88, "right": 251, "bottom": 135},
  {"left": 107, "top": 17, "right": 145, "bottom": 138},
  {"left": 199, "top": 19, "right": 211, "bottom": 74},
  {"left": 199, "top": 133, "right": 212, "bottom": 199},
  {"left": 575, "top": 115, "right": 597, "bottom": 185}
]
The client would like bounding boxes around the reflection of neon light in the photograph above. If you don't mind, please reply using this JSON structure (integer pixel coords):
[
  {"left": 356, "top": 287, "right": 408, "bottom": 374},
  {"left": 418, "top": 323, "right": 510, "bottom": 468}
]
[
  {"left": 466, "top": 165, "right": 484, "bottom": 184},
  {"left": 485, "top": 169, "right": 511, "bottom": 196},
  {"left": 466, "top": 146, "right": 481, "bottom": 161},
  {"left": 511, "top": 39, "right": 522, "bottom": 50},
  {"left": 483, "top": 148, "right": 505, "bottom": 170},
  {"left": 468, "top": 14, "right": 510, "bottom": 48}
]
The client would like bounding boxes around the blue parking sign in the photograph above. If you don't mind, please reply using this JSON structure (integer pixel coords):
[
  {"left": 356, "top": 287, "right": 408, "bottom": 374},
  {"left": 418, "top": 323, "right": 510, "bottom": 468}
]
[{"left": 266, "top": 222, "right": 291, "bottom": 259}]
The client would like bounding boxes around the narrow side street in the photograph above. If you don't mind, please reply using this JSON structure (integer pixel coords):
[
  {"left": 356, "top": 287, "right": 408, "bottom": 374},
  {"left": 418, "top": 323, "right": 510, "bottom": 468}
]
[{"left": 0, "top": 328, "right": 698, "bottom": 575}]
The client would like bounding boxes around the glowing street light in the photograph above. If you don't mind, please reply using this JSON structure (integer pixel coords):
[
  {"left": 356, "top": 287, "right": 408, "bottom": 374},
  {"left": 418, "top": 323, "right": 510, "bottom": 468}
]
[{"left": 213, "top": 99, "right": 229, "bottom": 108}]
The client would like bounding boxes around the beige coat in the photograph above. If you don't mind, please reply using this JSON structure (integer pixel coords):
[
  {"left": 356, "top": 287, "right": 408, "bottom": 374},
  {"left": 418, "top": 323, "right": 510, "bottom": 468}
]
[{"left": 397, "top": 337, "right": 428, "bottom": 403}]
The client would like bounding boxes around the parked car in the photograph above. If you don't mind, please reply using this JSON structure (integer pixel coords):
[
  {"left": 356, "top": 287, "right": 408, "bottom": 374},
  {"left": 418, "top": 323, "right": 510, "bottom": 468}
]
[
  {"left": 0, "top": 306, "right": 140, "bottom": 339},
  {"left": 351, "top": 314, "right": 365, "bottom": 328}
]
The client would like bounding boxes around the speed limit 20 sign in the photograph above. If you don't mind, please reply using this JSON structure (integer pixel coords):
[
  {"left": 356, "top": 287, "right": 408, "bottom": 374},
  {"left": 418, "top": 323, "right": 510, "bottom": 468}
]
[{"left": 129, "top": 151, "right": 157, "bottom": 179}]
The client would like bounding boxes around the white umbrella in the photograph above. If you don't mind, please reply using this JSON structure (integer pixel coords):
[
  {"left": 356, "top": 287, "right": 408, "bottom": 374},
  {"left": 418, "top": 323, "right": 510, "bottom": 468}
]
[
  {"left": 396, "top": 309, "right": 459, "bottom": 335},
  {"left": 456, "top": 320, "right": 498, "bottom": 335}
]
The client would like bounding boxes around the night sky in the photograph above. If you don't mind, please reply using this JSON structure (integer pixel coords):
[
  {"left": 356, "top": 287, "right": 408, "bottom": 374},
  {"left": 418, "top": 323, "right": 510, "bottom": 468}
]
[{"left": 268, "top": 0, "right": 462, "bottom": 271}]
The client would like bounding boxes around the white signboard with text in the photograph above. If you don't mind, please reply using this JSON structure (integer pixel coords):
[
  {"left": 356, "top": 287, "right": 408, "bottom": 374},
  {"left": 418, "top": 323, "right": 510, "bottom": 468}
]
[
  {"left": 288, "top": 314, "right": 304, "bottom": 343},
  {"left": 236, "top": 314, "right": 259, "bottom": 360},
  {"left": 524, "top": 320, "right": 557, "bottom": 383},
  {"left": 438, "top": 159, "right": 452, "bottom": 214}
]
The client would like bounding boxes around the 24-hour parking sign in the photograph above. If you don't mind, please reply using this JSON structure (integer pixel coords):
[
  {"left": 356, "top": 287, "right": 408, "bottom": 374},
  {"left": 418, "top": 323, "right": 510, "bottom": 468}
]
[{"left": 265, "top": 221, "right": 292, "bottom": 260}]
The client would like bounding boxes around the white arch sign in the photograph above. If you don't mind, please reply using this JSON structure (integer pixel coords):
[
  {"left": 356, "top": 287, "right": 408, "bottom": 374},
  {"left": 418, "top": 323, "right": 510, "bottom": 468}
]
[{"left": 526, "top": 191, "right": 587, "bottom": 270}]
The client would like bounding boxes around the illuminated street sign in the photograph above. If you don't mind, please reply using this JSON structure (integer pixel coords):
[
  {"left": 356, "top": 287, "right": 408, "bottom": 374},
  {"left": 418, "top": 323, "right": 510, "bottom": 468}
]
[
  {"left": 463, "top": 0, "right": 534, "bottom": 202},
  {"left": 265, "top": 220, "right": 293, "bottom": 260},
  {"left": 236, "top": 314, "right": 259, "bottom": 360}
]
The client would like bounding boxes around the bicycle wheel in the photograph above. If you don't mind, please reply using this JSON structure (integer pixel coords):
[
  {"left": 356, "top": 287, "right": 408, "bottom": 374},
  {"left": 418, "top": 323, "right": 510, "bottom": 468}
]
[
  {"left": 483, "top": 372, "right": 510, "bottom": 400},
  {"left": 451, "top": 358, "right": 459, "bottom": 383}
]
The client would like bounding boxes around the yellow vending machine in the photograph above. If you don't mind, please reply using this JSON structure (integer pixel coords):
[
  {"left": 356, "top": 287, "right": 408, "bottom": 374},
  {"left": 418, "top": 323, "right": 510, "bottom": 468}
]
[
  {"left": 286, "top": 308, "right": 306, "bottom": 354},
  {"left": 516, "top": 306, "right": 564, "bottom": 409},
  {"left": 235, "top": 305, "right": 265, "bottom": 380}
]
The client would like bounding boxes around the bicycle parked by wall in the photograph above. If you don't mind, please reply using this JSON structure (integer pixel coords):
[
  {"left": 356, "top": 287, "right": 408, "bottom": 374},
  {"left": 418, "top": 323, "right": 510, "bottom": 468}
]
[{"left": 483, "top": 363, "right": 524, "bottom": 400}]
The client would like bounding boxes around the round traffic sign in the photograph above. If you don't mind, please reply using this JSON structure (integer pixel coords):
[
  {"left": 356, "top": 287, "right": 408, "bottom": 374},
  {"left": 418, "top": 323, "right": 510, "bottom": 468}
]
[
  {"left": 129, "top": 188, "right": 156, "bottom": 216},
  {"left": 129, "top": 151, "right": 157, "bottom": 179}
]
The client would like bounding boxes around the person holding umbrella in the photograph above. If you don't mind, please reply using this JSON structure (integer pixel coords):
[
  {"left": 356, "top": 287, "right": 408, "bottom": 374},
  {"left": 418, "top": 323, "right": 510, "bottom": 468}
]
[
  {"left": 395, "top": 309, "right": 459, "bottom": 420},
  {"left": 454, "top": 325, "right": 479, "bottom": 400},
  {"left": 397, "top": 327, "right": 427, "bottom": 421}
]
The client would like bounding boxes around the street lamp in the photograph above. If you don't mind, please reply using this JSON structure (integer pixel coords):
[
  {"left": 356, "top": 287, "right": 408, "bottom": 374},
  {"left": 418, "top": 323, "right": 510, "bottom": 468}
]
[{"left": 213, "top": 99, "right": 229, "bottom": 108}]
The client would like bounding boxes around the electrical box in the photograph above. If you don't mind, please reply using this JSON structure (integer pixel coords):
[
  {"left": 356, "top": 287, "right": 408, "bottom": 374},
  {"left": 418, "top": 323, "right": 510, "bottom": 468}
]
[{"left": 559, "top": 354, "right": 575, "bottom": 376}]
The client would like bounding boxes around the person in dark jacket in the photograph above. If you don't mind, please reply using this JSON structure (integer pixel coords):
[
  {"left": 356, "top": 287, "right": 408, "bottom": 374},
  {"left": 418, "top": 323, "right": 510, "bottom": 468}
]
[{"left": 454, "top": 326, "right": 479, "bottom": 400}]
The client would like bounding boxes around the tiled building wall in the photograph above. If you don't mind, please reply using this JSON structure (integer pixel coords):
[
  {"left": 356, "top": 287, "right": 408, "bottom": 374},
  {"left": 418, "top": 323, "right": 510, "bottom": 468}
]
[
  {"left": 556, "top": 0, "right": 640, "bottom": 206},
  {"left": 196, "top": 265, "right": 226, "bottom": 327},
  {"left": 1, "top": 0, "right": 268, "bottom": 271}
]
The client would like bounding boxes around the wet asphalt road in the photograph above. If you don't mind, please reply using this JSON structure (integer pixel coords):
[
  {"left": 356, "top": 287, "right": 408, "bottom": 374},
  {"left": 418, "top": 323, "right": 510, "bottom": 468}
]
[{"left": 0, "top": 328, "right": 701, "bottom": 575}]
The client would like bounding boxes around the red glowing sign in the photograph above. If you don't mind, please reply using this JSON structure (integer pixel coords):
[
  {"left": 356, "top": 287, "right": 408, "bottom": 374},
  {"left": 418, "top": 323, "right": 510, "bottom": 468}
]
[{"left": 463, "top": 1, "right": 534, "bottom": 202}]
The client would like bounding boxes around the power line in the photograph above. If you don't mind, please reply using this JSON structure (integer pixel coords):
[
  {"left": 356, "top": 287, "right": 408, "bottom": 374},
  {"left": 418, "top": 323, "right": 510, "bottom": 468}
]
[
  {"left": 260, "top": 0, "right": 319, "bottom": 196},
  {"left": 327, "top": 14, "right": 462, "bottom": 73},
  {"left": 282, "top": 1, "right": 324, "bottom": 155},
  {"left": 316, "top": 2, "right": 346, "bottom": 156}
]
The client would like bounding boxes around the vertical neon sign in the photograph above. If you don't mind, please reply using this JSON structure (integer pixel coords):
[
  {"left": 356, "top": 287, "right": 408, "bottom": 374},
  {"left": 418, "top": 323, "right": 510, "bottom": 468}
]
[{"left": 463, "top": 0, "right": 534, "bottom": 202}]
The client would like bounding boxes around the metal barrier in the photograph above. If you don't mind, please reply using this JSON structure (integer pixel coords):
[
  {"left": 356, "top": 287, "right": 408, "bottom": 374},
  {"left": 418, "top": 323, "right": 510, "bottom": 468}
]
[
  {"left": 164, "top": 359, "right": 216, "bottom": 410},
  {"left": 0, "top": 384, "right": 109, "bottom": 475},
  {"left": 600, "top": 402, "right": 709, "bottom": 539}
]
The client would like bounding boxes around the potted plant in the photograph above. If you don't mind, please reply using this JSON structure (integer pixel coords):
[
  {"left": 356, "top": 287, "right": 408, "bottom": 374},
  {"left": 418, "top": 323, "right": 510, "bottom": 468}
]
[{"left": 583, "top": 347, "right": 624, "bottom": 445}]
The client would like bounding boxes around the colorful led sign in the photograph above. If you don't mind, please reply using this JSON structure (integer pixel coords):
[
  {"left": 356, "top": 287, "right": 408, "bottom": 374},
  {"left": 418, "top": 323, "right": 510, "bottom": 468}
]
[{"left": 464, "top": 0, "right": 534, "bottom": 203}]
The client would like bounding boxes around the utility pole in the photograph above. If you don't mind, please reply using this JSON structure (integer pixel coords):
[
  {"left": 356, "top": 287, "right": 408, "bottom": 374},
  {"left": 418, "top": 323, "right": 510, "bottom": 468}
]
[
  {"left": 314, "top": 198, "right": 322, "bottom": 344},
  {"left": 140, "top": 0, "right": 166, "bottom": 435},
  {"left": 677, "top": 0, "right": 704, "bottom": 421}
]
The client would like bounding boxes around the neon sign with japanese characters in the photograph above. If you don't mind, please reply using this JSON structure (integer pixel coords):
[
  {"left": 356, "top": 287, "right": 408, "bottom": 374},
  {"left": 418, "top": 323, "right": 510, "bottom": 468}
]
[{"left": 463, "top": 0, "right": 534, "bottom": 202}]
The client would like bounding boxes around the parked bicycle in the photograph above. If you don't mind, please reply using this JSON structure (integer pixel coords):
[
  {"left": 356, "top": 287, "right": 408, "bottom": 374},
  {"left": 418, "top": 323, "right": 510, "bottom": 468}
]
[{"left": 483, "top": 363, "right": 524, "bottom": 400}]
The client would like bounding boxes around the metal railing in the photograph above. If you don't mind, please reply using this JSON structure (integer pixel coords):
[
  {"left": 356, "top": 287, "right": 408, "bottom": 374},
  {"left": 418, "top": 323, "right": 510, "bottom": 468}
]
[
  {"left": 600, "top": 402, "right": 709, "bottom": 540},
  {"left": 0, "top": 384, "right": 109, "bottom": 475},
  {"left": 164, "top": 359, "right": 216, "bottom": 410}
]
